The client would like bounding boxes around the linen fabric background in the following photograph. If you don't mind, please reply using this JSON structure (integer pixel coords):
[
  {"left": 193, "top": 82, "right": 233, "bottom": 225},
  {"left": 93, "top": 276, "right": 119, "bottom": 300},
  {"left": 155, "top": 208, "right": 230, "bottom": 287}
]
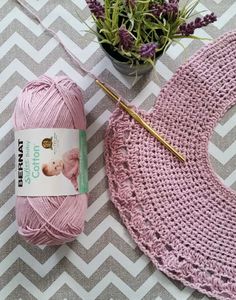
[{"left": 0, "top": 0, "right": 236, "bottom": 299}]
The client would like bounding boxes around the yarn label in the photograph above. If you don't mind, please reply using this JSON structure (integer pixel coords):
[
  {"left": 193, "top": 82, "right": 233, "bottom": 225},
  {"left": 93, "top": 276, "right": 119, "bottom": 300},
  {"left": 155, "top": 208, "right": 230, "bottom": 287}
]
[{"left": 15, "top": 129, "right": 88, "bottom": 196}]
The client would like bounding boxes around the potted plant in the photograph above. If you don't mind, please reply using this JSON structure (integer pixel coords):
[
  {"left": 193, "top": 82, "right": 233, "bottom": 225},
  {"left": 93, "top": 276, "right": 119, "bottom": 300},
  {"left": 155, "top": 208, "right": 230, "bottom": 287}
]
[{"left": 85, "top": 0, "right": 217, "bottom": 76}]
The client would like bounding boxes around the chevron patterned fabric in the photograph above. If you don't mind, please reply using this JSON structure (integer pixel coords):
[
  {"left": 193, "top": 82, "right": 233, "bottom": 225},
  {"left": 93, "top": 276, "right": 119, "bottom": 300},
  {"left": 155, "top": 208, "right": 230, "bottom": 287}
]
[{"left": 0, "top": 0, "right": 235, "bottom": 299}]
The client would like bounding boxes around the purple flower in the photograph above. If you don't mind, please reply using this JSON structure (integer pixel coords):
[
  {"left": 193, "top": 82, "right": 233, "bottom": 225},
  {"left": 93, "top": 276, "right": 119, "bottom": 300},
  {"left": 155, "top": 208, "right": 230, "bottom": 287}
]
[
  {"left": 119, "top": 25, "right": 134, "bottom": 50},
  {"left": 86, "top": 0, "right": 105, "bottom": 20},
  {"left": 150, "top": 1, "right": 179, "bottom": 19},
  {"left": 179, "top": 13, "right": 217, "bottom": 36},
  {"left": 140, "top": 42, "right": 158, "bottom": 58},
  {"left": 202, "top": 13, "right": 217, "bottom": 25},
  {"left": 150, "top": 4, "right": 162, "bottom": 18},
  {"left": 126, "top": 0, "right": 136, "bottom": 8},
  {"left": 165, "top": 2, "right": 178, "bottom": 16}
]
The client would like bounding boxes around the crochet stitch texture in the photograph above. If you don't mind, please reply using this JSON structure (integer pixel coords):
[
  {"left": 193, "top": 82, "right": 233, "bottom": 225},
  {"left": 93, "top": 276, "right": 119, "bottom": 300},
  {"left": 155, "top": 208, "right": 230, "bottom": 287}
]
[{"left": 105, "top": 31, "right": 236, "bottom": 300}]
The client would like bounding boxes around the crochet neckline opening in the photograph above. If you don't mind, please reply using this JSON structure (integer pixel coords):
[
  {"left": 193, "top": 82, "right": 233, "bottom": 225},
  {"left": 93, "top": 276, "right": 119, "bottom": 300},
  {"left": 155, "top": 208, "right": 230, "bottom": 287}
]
[{"left": 206, "top": 103, "right": 236, "bottom": 198}]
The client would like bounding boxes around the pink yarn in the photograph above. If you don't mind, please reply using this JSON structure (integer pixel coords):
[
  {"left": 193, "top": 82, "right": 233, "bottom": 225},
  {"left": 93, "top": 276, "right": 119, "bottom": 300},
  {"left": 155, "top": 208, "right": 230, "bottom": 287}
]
[{"left": 13, "top": 75, "right": 87, "bottom": 245}]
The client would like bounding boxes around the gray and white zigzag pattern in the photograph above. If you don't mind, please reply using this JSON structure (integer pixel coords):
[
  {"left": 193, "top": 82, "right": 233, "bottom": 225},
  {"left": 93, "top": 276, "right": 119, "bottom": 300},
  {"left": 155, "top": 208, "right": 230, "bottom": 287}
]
[{"left": 0, "top": 0, "right": 236, "bottom": 299}]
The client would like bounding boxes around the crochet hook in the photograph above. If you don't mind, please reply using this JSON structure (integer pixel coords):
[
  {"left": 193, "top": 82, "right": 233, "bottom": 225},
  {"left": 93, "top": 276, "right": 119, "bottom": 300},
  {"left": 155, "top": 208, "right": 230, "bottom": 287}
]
[{"left": 95, "top": 79, "right": 185, "bottom": 162}]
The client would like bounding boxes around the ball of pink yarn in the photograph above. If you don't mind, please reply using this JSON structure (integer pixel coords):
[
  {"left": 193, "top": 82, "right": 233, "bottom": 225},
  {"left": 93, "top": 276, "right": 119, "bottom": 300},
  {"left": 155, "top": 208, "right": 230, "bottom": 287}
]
[{"left": 13, "top": 75, "right": 88, "bottom": 245}]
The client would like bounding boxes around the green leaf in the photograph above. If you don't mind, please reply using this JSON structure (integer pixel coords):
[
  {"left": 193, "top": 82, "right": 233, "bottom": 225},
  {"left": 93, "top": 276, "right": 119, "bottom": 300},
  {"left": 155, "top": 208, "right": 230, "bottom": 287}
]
[
  {"left": 99, "top": 39, "right": 113, "bottom": 45},
  {"left": 100, "top": 28, "right": 112, "bottom": 34},
  {"left": 173, "top": 35, "right": 212, "bottom": 41}
]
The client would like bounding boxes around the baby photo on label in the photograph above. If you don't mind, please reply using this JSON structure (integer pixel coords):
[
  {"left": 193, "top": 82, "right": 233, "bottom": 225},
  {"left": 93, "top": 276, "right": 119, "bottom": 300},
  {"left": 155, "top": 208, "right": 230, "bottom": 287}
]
[{"left": 42, "top": 148, "right": 80, "bottom": 191}]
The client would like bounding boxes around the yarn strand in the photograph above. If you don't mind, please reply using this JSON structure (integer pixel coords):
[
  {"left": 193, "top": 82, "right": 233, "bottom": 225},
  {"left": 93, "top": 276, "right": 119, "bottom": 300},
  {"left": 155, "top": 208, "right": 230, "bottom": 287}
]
[{"left": 15, "top": 0, "right": 124, "bottom": 99}]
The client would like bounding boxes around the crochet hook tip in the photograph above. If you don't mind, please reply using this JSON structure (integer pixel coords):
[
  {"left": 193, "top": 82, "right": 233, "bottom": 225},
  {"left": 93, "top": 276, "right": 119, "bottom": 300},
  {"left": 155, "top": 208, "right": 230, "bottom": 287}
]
[
  {"left": 95, "top": 79, "right": 119, "bottom": 102},
  {"left": 178, "top": 154, "right": 186, "bottom": 162}
]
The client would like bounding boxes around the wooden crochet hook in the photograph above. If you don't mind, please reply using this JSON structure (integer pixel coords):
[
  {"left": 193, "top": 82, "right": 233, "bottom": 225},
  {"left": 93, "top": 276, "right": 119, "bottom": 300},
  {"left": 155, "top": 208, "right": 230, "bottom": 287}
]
[{"left": 95, "top": 79, "right": 185, "bottom": 162}]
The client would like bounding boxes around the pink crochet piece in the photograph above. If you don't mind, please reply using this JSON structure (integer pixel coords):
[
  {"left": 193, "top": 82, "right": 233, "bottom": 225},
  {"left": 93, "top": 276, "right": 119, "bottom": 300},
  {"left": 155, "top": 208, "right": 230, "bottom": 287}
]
[
  {"left": 62, "top": 148, "right": 80, "bottom": 191},
  {"left": 105, "top": 31, "right": 236, "bottom": 300}
]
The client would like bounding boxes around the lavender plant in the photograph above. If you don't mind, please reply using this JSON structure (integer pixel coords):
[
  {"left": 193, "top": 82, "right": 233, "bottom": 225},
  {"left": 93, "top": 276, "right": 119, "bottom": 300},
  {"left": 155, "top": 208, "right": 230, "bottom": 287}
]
[{"left": 86, "top": 0, "right": 217, "bottom": 66}]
